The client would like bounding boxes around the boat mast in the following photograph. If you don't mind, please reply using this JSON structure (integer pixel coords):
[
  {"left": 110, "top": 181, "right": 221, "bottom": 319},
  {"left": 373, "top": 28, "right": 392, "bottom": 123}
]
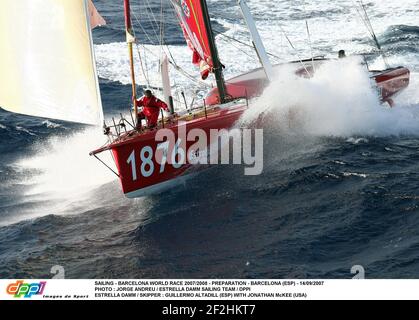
[
  {"left": 124, "top": 0, "right": 138, "bottom": 122},
  {"left": 238, "top": 0, "right": 274, "bottom": 82},
  {"left": 200, "top": 0, "right": 228, "bottom": 104}
]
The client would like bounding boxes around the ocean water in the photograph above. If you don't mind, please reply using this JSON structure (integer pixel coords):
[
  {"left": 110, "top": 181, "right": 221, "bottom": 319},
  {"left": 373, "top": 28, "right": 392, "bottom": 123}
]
[{"left": 1, "top": 0, "right": 419, "bottom": 279}]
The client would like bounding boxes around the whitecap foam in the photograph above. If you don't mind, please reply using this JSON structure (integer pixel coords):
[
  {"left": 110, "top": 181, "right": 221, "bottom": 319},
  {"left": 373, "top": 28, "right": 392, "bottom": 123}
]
[
  {"left": 15, "top": 126, "right": 36, "bottom": 136},
  {"left": 243, "top": 57, "right": 419, "bottom": 138},
  {"left": 42, "top": 120, "right": 61, "bottom": 129},
  {"left": 343, "top": 172, "right": 368, "bottom": 178}
]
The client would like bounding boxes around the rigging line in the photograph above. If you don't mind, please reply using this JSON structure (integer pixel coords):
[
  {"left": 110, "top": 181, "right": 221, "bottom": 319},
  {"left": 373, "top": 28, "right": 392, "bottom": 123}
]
[
  {"left": 351, "top": 0, "right": 389, "bottom": 68},
  {"left": 351, "top": 1, "right": 377, "bottom": 42},
  {"left": 360, "top": 0, "right": 383, "bottom": 51},
  {"left": 159, "top": 45, "right": 210, "bottom": 88},
  {"left": 162, "top": 53, "right": 211, "bottom": 89},
  {"left": 302, "top": 0, "right": 315, "bottom": 72},
  {"left": 212, "top": 29, "right": 282, "bottom": 62},
  {"left": 125, "top": 12, "right": 151, "bottom": 88},
  {"left": 160, "top": 5, "right": 203, "bottom": 95},
  {"left": 143, "top": 0, "right": 163, "bottom": 44},
  {"left": 135, "top": 25, "right": 155, "bottom": 47},
  {"left": 359, "top": 1, "right": 377, "bottom": 38},
  {"left": 165, "top": 51, "right": 209, "bottom": 90},
  {"left": 350, "top": 1, "right": 374, "bottom": 36},
  {"left": 360, "top": 2, "right": 390, "bottom": 68},
  {"left": 157, "top": 0, "right": 165, "bottom": 97},
  {"left": 116, "top": 24, "right": 207, "bottom": 90},
  {"left": 208, "top": 9, "right": 284, "bottom": 62},
  {"left": 131, "top": 10, "right": 156, "bottom": 86},
  {"left": 143, "top": 47, "right": 151, "bottom": 87},
  {"left": 354, "top": 4, "right": 375, "bottom": 39},
  {"left": 228, "top": 41, "right": 258, "bottom": 62},
  {"left": 93, "top": 154, "right": 120, "bottom": 178},
  {"left": 134, "top": 2, "right": 165, "bottom": 86},
  {"left": 354, "top": 7, "right": 377, "bottom": 52},
  {"left": 214, "top": 32, "right": 259, "bottom": 62},
  {"left": 172, "top": 65, "right": 212, "bottom": 89},
  {"left": 130, "top": 24, "right": 151, "bottom": 87},
  {"left": 159, "top": 0, "right": 165, "bottom": 49},
  {"left": 136, "top": 41, "right": 210, "bottom": 89},
  {"left": 306, "top": 20, "right": 315, "bottom": 72},
  {"left": 131, "top": 9, "right": 157, "bottom": 45},
  {"left": 278, "top": 25, "right": 311, "bottom": 77},
  {"left": 135, "top": 44, "right": 151, "bottom": 87},
  {"left": 137, "top": 2, "right": 212, "bottom": 90},
  {"left": 164, "top": 45, "right": 177, "bottom": 67},
  {"left": 163, "top": 4, "right": 181, "bottom": 64},
  {"left": 132, "top": 6, "right": 158, "bottom": 45},
  {"left": 131, "top": 2, "right": 160, "bottom": 46}
]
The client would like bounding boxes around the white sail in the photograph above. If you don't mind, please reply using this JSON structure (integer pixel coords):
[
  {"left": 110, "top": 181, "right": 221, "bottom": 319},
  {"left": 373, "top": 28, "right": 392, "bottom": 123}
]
[{"left": 0, "top": 0, "right": 103, "bottom": 125}]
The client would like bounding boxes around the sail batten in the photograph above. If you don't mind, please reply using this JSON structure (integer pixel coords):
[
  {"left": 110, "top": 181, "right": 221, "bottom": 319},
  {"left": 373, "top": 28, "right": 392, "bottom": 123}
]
[{"left": 0, "top": 0, "right": 103, "bottom": 125}]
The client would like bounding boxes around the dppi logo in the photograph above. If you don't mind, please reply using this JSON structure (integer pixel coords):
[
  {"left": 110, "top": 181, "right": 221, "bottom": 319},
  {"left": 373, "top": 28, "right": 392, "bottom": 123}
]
[
  {"left": 181, "top": 0, "right": 190, "bottom": 18},
  {"left": 6, "top": 280, "right": 46, "bottom": 298}
]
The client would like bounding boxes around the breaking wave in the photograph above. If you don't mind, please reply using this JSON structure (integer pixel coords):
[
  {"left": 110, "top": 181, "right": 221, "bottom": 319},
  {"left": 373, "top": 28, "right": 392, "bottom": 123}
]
[
  {"left": 0, "top": 127, "right": 121, "bottom": 226},
  {"left": 243, "top": 57, "right": 419, "bottom": 138}
]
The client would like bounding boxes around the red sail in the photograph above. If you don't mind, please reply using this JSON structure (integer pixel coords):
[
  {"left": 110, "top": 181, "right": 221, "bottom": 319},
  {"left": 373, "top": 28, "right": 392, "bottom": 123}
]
[
  {"left": 88, "top": 0, "right": 106, "bottom": 29},
  {"left": 171, "top": 0, "right": 213, "bottom": 80}
]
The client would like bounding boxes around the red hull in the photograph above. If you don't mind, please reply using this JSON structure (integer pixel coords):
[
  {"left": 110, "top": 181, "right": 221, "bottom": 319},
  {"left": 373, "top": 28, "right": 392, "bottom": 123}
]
[
  {"left": 371, "top": 67, "right": 410, "bottom": 103},
  {"left": 101, "top": 104, "right": 247, "bottom": 197}
]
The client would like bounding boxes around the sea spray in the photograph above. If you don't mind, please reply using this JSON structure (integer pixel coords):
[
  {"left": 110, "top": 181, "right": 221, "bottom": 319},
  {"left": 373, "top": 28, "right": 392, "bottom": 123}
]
[
  {"left": 16, "top": 127, "right": 116, "bottom": 198},
  {"left": 0, "top": 125, "right": 137, "bottom": 226},
  {"left": 243, "top": 57, "right": 419, "bottom": 137}
]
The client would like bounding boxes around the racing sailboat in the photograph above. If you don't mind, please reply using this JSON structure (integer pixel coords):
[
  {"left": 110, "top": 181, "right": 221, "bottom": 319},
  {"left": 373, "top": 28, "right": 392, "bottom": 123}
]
[
  {"left": 91, "top": 0, "right": 250, "bottom": 198},
  {"left": 0, "top": 0, "right": 411, "bottom": 198},
  {"left": 89, "top": 0, "right": 410, "bottom": 197}
]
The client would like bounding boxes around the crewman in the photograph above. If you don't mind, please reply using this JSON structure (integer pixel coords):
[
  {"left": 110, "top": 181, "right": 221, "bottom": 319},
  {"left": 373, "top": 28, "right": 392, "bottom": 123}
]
[
  {"left": 135, "top": 90, "right": 169, "bottom": 129},
  {"left": 338, "top": 49, "right": 347, "bottom": 58}
]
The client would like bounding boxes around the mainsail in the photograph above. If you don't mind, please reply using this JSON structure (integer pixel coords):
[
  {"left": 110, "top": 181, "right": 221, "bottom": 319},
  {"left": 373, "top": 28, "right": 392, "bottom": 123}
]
[
  {"left": 0, "top": 0, "right": 104, "bottom": 125},
  {"left": 170, "top": 0, "right": 214, "bottom": 80}
]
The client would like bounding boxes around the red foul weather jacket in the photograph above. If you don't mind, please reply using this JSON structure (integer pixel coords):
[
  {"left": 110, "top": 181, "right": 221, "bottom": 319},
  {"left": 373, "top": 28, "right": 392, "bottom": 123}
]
[{"left": 136, "top": 95, "right": 169, "bottom": 126}]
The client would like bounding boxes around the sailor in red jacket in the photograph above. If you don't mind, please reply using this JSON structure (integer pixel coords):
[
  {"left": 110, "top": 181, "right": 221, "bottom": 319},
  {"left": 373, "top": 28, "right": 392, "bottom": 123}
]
[{"left": 136, "top": 90, "right": 169, "bottom": 128}]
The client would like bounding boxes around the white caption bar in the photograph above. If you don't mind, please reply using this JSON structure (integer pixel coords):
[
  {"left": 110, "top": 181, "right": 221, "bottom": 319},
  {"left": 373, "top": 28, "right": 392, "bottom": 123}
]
[{"left": 1, "top": 280, "right": 418, "bottom": 300}]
